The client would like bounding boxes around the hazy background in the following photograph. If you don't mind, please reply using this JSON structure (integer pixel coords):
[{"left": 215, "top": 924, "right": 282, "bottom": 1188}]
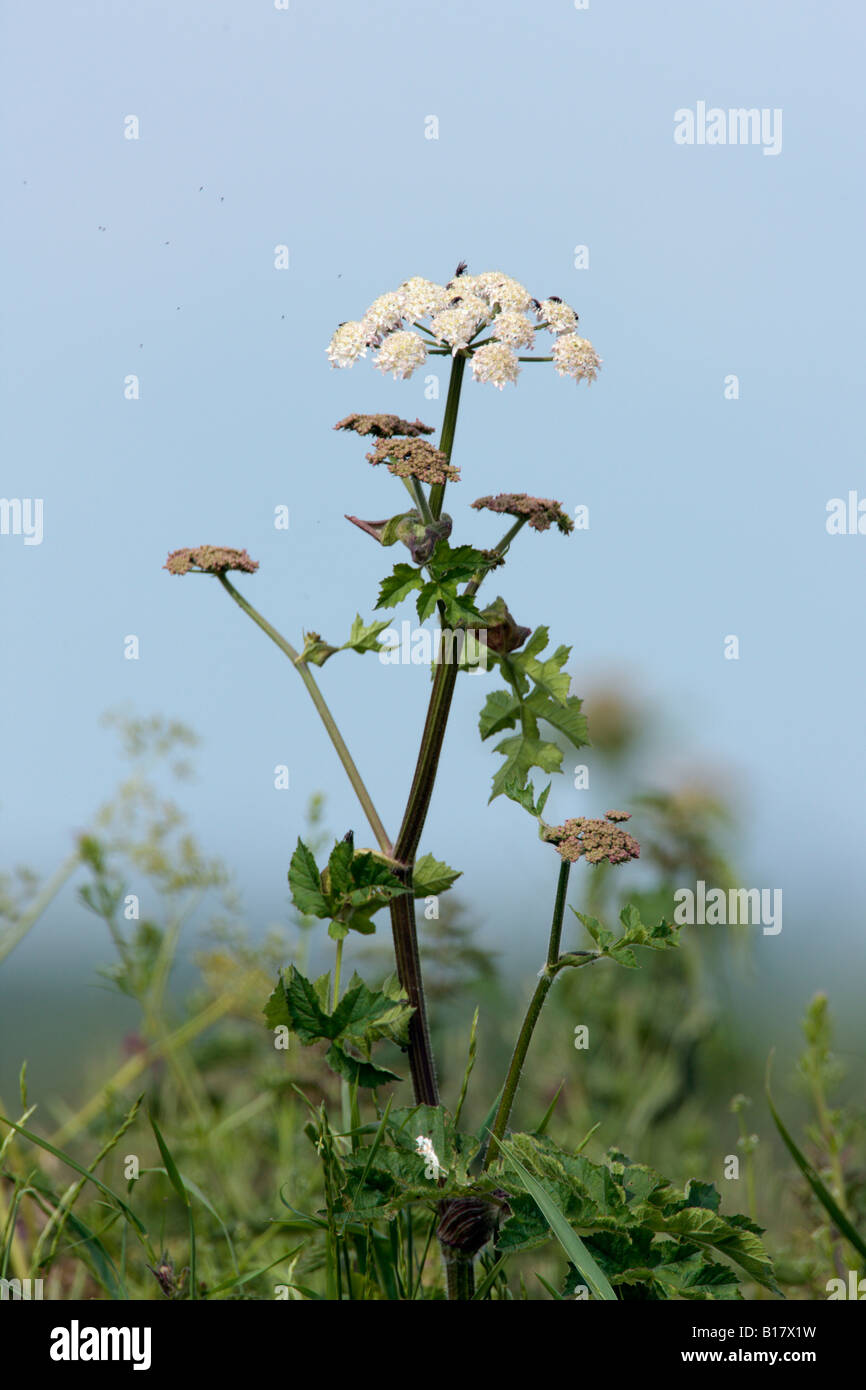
[{"left": 2, "top": 0, "right": 864, "bottom": 1096}]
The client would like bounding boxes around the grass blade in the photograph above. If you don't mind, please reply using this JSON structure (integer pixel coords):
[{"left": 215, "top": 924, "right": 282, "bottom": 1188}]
[
  {"left": 472, "top": 1253, "right": 508, "bottom": 1300},
  {"left": 148, "top": 1113, "right": 196, "bottom": 1299},
  {"left": 0, "top": 1114, "right": 147, "bottom": 1236},
  {"left": 497, "top": 1135, "right": 617, "bottom": 1301},
  {"left": 766, "top": 1064, "right": 866, "bottom": 1264}
]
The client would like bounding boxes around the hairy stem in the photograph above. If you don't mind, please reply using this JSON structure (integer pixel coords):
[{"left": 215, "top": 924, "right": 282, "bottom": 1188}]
[
  {"left": 484, "top": 860, "right": 572, "bottom": 1169},
  {"left": 217, "top": 574, "right": 392, "bottom": 856},
  {"left": 387, "top": 516, "right": 538, "bottom": 1107},
  {"left": 444, "top": 1249, "right": 476, "bottom": 1300},
  {"left": 429, "top": 352, "right": 466, "bottom": 519}
]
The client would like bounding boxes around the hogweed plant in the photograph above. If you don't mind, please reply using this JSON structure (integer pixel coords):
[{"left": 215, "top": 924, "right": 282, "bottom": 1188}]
[{"left": 165, "top": 265, "right": 776, "bottom": 1300}]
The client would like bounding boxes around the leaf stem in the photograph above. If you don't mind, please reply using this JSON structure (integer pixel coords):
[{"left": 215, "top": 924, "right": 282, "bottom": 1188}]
[{"left": 216, "top": 575, "right": 393, "bottom": 856}]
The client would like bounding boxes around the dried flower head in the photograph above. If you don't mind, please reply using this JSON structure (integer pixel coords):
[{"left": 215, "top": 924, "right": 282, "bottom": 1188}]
[
  {"left": 542, "top": 812, "right": 640, "bottom": 866},
  {"left": 471, "top": 493, "right": 574, "bottom": 535},
  {"left": 334, "top": 413, "right": 434, "bottom": 439},
  {"left": 164, "top": 546, "right": 259, "bottom": 576},
  {"left": 366, "top": 436, "right": 459, "bottom": 485}
]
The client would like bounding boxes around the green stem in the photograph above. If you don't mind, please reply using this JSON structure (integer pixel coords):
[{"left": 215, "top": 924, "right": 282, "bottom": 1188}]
[
  {"left": 484, "top": 860, "right": 572, "bottom": 1169},
  {"left": 333, "top": 937, "right": 344, "bottom": 1010},
  {"left": 216, "top": 575, "right": 392, "bottom": 856},
  {"left": 386, "top": 516, "right": 535, "bottom": 1106},
  {"left": 444, "top": 1249, "right": 475, "bottom": 1300},
  {"left": 429, "top": 353, "right": 466, "bottom": 519},
  {"left": 0, "top": 851, "right": 81, "bottom": 965},
  {"left": 465, "top": 518, "right": 528, "bottom": 600},
  {"left": 410, "top": 479, "right": 434, "bottom": 525}
]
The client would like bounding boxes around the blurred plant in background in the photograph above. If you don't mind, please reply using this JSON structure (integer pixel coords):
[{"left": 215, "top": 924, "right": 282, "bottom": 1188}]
[{"left": 2, "top": 706, "right": 861, "bottom": 1300}]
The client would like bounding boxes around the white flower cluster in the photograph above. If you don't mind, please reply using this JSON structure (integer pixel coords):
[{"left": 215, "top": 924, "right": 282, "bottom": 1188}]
[{"left": 326, "top": 271, "right": 600, "bottom": 387}]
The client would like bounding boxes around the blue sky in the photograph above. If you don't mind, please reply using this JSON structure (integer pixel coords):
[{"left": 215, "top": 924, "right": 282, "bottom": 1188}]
[{"left": 1, "top": 1, "right": 864, "bottom": 1032}]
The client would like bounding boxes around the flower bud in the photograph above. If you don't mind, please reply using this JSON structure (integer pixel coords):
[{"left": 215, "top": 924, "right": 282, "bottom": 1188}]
[
  {"left": 436, "top": 1192, "right": 510, "bottom": 1256},
  {"left": 477, "top": 597, "right": 531, "bottom": 654},
  {"left": 395, "top": 513, "right": 452, "bottom": 564}
]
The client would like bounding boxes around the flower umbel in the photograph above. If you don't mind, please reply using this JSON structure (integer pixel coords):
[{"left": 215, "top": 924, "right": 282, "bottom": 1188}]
[
  {"left": 471, "top": 493, "right": 574, "bottom": 535},
  {"left": 542, "top": 811, "right": 640, "bottom": 866},
  {"left": 470, "top": 342, "right": 520, "bottom": 390},
  {"left": 327, "top": 266, "right": 599, "bottom": 390},
  {"left": 334, "top": 413, "right": 435, "bottom": 439},
  {"left": 373, "top": 329, "right": 427, "bottom": 380},
  {"left": 366, "top": 437, "right": 459, "bottom": 485},
  {"left": 551, "top": 333, "right": 602, "bottom": 383},
  {"left": 164, "top": 546, "right": 259, "bottom": 576}
]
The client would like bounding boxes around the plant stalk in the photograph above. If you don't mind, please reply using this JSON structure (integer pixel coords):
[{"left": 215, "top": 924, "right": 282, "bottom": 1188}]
[
  {"left": 217, "top": 575, "right": 392, "bottom": 856},
  {"left": 429, "top": 353, "right": 466, "bottom": 519},
  {"left": 484, "top": 860, "right": 572, "bottom": 1168}
]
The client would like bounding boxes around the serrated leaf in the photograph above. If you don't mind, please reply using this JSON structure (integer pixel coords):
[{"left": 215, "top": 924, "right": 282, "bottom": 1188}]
[
  {"left": 288, "top": 840, "right": 328, "bottom": 917},
  {"left": 573, "top": 911, "right": 614, "bottom": 951},
  {"left": 415, "top": 580, "right": 443, "bottom": 622},
  {"left": 342, "top": 614, "right": 393, "bottom": 655},
  {"left": 479, "top": 690, "right": 520, "bottom": 740},
  {"left": 530, "top": 693, "right": 589, "bottom": 751},
  {"left": 376, "top": 563, "right": 424, "bottom": 610},
  {"left": 263, "top": 975, "right": 291, "bottom": 1031},
  {"left": 489, "top": 734, "right": 562, "bottom": 802},
  {"left": 428, "top": 542, "right": 488, "bottom": 582},
  {"left": 327, "top": 836, "right": 355, "bottom": 897},
  {"left": 684, "top": 1180, "right": 722, "bottom": 1213},
  {"left": 325, "top": 1043, "right": 401, "bottom": 1089},
  {"left": 519, "top": 626, "right": 552, "bottom": 661},
  {"left": 503, "top": 777, "right": 552, "bottom": 818},
  {"left": 331, "top": 975, "right": 414, "bottom": 1048},
  {"left": 517, "top": 647, "right": 572, "bottom": 705},
  {"left": 444, "top": 593, "right": 483, "bottom": 626},
  {"left": 607, "top": 943, "right": 639, "bottom": 968},
  {"left": 283, "top": 965, "right": 337, "bottom": 1044},
  {"left": 412, "top": 853, "right": 462, "bottom": 897}
]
